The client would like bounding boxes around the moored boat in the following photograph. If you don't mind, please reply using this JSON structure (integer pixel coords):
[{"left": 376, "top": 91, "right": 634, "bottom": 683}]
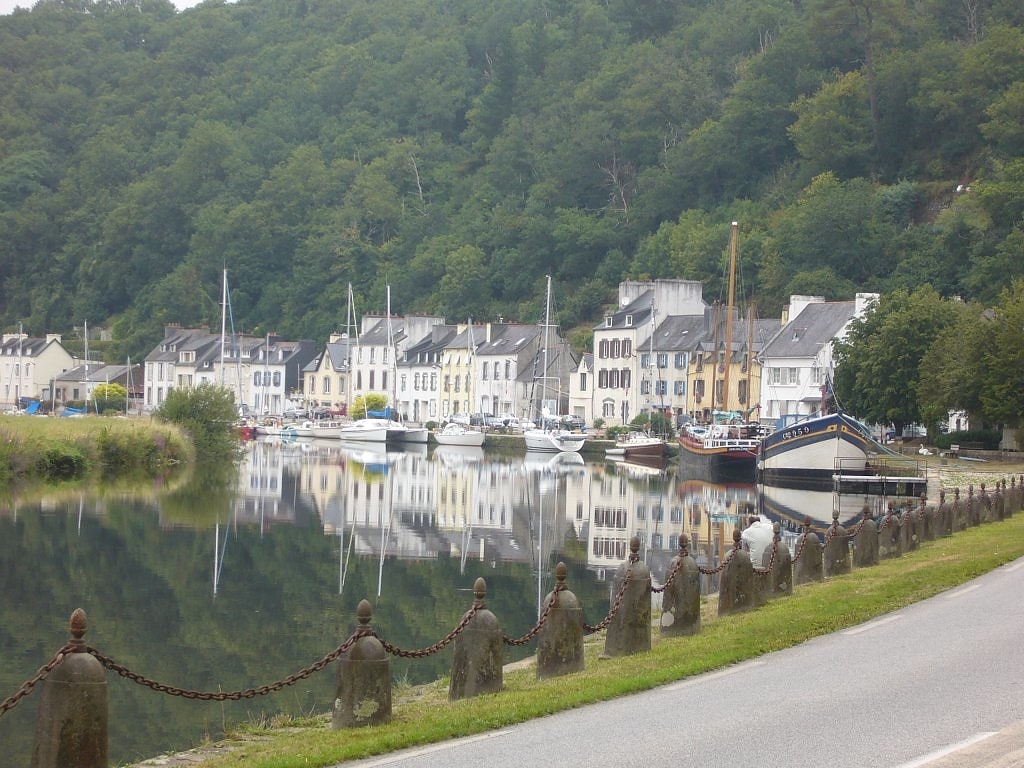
[
  {"left": 339, "top": 418, "right": 392, "bottom": 442},
  {"left": 678, "top": 421, "right": 760, "bottom": 481},
  {"left": 524, "top": 424, "right": 586, "bottom": 453},
  {"left": 433, "top": 422, "right": 485, "bottom": 447},
  {"left": 606, "top": 430, "right": 667, "bottom": 460},
  {"left": 757, "top": 411, "right": 880, "bottom": 489}
]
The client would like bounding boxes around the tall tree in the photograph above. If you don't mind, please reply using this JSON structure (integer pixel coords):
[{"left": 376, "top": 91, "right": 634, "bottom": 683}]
[{"left": 833, "top": 286, "right": 957, "bottom": 432}]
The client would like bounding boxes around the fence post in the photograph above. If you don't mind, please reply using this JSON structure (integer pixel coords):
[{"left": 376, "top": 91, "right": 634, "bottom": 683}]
[
  {"left": 449, "top": 578, "right": 503, "bottom": 700},
  {"left": 536, "top": 563, "right": 584, "bottom": 679},
  {"left": 918, "top": 493, "right": 935, "bottom": 541},
  {"left": 31, "top": 609, "right": 107, "bottom": 768},
  {"left": 900, "top": 499, "right": 918, "bottom": 553},
  {"left": 938, "top": 489, "right": 953, "bottom": 537},
  {"left": 661, "top": 534, "right": 701, "bottom": 636},
  {"left": 602, "top": 536, "right": 652, "bottom": 658},
  {"left": 765, "top": 522, "right": 792, "bottom": 598},
  {"left": 332, "top": 599, "right": 391, "bottom": 729},
  {"left": 718, "top": 529, "right": 755, "bottom": 615},
  {"left": 853, "top": 505, "right": 878, "bottom": 567},
  {"left": 823, "top": 510, "right": 850, "bottom": 576},
  {"left": 794, "top": 517, "right": 823, "bottom": 585},
  {"left": 878, "top": 502, "right": 900, "bottom": 559}
]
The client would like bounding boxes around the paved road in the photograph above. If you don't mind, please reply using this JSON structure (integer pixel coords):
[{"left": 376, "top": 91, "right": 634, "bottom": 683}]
[{"left": 341, "top": 557, "right": 1024, "bottom": 768}]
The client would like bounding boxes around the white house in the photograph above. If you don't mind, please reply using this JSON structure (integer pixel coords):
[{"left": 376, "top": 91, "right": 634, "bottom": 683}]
[{"left": 758, "top": 293, "right": 877, "bottom": 423}]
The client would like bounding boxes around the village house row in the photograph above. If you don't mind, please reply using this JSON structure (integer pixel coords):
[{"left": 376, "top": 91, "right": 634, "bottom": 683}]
[{"left": 0, "top": 280, "right": 877, "bottom": 428}]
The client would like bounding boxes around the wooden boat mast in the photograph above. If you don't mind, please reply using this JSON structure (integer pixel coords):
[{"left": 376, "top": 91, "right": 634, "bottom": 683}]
[{"left": 721, "top": 221, "right": 738, "bottom": 413}]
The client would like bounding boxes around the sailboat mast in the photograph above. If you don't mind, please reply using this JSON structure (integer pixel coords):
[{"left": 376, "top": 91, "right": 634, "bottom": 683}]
[
  {"left": 541, "top": 275, "right": 552, "bottom": 420},
  {"left": 722, "top": 222, "right": 738, "bottom": 413},
  {"left": 746, "top": 300, "right": 756, "bottom": 419},
  {"left": 220, "top": 269, "right": 228, "bottom": 387}
]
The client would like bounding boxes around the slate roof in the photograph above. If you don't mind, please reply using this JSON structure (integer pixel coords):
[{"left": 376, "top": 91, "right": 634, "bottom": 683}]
[
  {"left": 760, "top": 301, "right": 855, "bottom": 359},
  {"left": 595, "top": 290, "right": 654, "bottom": 330}
]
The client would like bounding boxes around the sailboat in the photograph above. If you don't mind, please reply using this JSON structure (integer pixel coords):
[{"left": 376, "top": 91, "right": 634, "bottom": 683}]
[
  {"left": 677, "top": 222, "right": 760, "bottom": 480},
  {"left": 523, "top": 276, "right": 586, "bottom": 453}
]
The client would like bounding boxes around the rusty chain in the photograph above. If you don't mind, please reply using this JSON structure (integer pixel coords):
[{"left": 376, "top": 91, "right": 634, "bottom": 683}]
[
  {"left": 697, "top": 546, "right": 737, "bottom": 576},
  {"left": 377, "top": 604, "right": 481, "bottom": 659},
  {"left": 651, "top": 555, "right": 684, "bottom": 595},
  {"left": 0, "top": 643, "right": 75, "bottom": 718},
  {"left": 583, "top": 559, "right": 635, "bottom": 634},
  {"left": 86, "top": 629, "right": 368, "bottom": 702},
  {"left": 503, "top": 583, "right": 564, "bottom": 646},
  {"left": 753, "top": 540, "right": 778, "bottom": 577}
]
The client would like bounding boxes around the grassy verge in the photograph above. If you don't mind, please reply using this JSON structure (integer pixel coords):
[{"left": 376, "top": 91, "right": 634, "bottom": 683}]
[
  {"left": 0, "top": 415, "right": 192, "bottom": 492},
  {"left": 167, "top": 512, "right": 1024, "bottom": 768}
]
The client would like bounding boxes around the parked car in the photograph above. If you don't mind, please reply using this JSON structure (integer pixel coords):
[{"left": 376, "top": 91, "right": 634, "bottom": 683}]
[
  {"left": 482, "top": 414, "right": 505, "bottom": 429},
  {"left": 448, "top": 413, "right": 471, "bottom": 426},
  {"left": 560, "top": 415, "right": 586, "bottom": 431},
  {"left": 283, "top": 407, "right": 309, "bottom": 419},
  {"left": 504, "top": 417, "right": 536, "bottom": 432}
]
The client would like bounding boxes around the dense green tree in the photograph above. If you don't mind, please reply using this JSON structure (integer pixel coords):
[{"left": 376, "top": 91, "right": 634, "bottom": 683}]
[
  {"left": 154, "top": 384, "right": 239, "bottom": 456},
  {"left": 833, "top": 286, "right": 958, "bottom": 432}
]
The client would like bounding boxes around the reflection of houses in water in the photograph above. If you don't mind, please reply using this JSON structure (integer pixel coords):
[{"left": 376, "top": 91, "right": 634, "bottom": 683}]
[{"left": 564, "top": 461, "right": 756, "bottom": 589}]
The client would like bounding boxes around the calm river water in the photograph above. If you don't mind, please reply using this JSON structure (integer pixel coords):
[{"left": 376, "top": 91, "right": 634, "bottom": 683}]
[{"left": 0, "top": 437, "right": 903, "bottom": 765}]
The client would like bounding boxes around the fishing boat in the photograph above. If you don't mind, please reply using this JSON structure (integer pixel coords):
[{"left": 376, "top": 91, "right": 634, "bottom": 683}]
[
  {"left": 306, "top": 419, "right": 347, "bottom": 439},
  {"left": 523, "top": 276, "right": 586, "bottom": 453},
  {"left": 678, "top": 222, "right": 759, "bottom": 481},
  {"left": 433, "top": 421, "right": 485, "bottom": 447},
  {"left": 678, "top": 417, "right": 762, "bottom": 481},
  {"left": 757, "top": 411, "right": 885, "bottom": 489}
]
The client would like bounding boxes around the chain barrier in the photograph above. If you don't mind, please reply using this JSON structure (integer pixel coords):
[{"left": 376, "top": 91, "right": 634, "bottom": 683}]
[
  {"left": 650, "top": 555, "right": 683, "bottom": 595},
  {"left": 848, "top": 515, "right": 868, "bottom": 539},
  {"left": 86, "top": 630, "right": 368, "bottom": 702},
  {"left": 697, "top": 546, "right": 737, "bottom": 576},
  {"left": 503, "top": 583, "right": 564, "bottom": 646},
  {"left": 583, "top": 559, "right": 634, "bottom": 634},
  {"left": 0, "top": 643, "right": 74, "bottom": 718},
  {"left": 753, "top": 541, "right": 778, "bottom": 577},
  {"left": 377, "top": 604, "right": 481, "bottom": 659},
  {"left": 792, "top": 529, "right": 814, "bottom": 564}
]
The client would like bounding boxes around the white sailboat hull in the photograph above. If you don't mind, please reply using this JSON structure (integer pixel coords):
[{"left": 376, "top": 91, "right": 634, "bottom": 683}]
[{"left": 524, "top": 428, "right": 586, "bottom": 453}]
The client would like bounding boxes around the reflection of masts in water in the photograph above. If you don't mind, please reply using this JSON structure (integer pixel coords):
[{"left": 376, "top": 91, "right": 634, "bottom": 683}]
[
  {"left": 338, "top": 508, "right": 356, "bottom": 596},
  {"left": 213, "top": 515, "right": 230, "bottom": 596},
  {"left": 377, "top": 460, "right": 395, "bottom": 600}
]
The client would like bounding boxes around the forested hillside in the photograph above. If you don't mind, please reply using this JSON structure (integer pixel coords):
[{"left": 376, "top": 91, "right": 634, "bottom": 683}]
[{"left": 1, "top": 0, "right": 1022, "bottom": 361}]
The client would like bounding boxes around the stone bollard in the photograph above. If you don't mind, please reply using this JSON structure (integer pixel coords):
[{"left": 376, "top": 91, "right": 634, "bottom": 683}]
[
  {"left": 794, "top": 517, "right": 823, "bottom": 585},
  {"left": 953, "top": 487, "right": 966, "bottom": 531},
  {"left": 449, "top": 578, "right": 503, "bottom": 700},
  {"left": 992, "top": 481, "right": 1005, "bottom": 522},
  {"left": 602, "top": 536, "right": 652, "bottom": 658},
  {"left": 878, "top": 502, "right": 900, "bottom": 558},
  {"left": 937, "top": 489, "right": 953, "bottom": 537},
  {"left": 979, "top": 483, "right": 992, "bottom": 523},
  {"left": 823, "top": 510, "right": 850, "bottom": 576},
  {"left": 536, "top": 562, "right": 584, "bottom": 679},
  {"left": 661, "top": 534, "right": 701, "bottom": 636},
  {"left": 918, "top": 493, "right": 935, "bottom": 541},
  {"left": 718, "top": 529, "right": 756, "bottom": 615},
  {"left": 31, "top": 609, "right": 107, "bottom": 768},
  {"left": 900, "top": 499, "right": 918, "bottom": 553},
  {"left": 764, "top": 522, "right": 792, "bottom": 598},
  {"left": 967, "top": 485, "right": 981, "bottom": 527},
  {"left": 853, "top": 505, "right": 879, "bottom": 567},
  {"left": 332, "top": 599, "right": 391, "bottom": 729}
]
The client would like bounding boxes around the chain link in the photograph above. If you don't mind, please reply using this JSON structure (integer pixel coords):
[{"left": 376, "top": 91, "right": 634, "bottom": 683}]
[
  {"left": 503, "top": 583, "right": 564, "bottom": 646},
  {"left": 650, "top": 555, "right": 684, "bottom": 595},
  {"left": 698, "top": 546, "right": 737, "bottom": 576},
  {"left": 377, "top": 605, "right": 481, "bottom": 659},
  {"left": 0, "top": 643, "right": 75, "bottom": 718},
  {"left": 86, "top": 630, "right": 368, "bottom": 701},
  {"left": 753, "top": 540, "right": 778, "bottom": 577},
  {"left": 583, "top": 559, "right": 635, "bottom": 634}
]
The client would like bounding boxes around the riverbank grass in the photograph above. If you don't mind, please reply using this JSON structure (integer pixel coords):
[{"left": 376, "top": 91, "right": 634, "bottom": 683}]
[
  {"left": 0, "top": 415, "right": 192, "bottom": 489},
  {"left": 184, "top": 513, "right": 1024, "bottom": 768}
]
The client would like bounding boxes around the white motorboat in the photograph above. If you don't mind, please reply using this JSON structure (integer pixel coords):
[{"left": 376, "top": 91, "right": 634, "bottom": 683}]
[
  {"left": 433, "top": 422, "right": 485, "bottom": 447},
  {"left": 339, "top": 418, "right": 392, "bottom": 442},
  {"left": 523, "top": 425, "right": 586, "bottom": 453}
]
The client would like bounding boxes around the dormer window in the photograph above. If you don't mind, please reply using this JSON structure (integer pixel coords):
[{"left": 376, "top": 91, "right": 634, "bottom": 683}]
[
  {"left": 604, "top": 317, "right": 613, "bottom": 327},
  {"left": 625, "top": 315, "right": 633, "bottom": 327}
]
